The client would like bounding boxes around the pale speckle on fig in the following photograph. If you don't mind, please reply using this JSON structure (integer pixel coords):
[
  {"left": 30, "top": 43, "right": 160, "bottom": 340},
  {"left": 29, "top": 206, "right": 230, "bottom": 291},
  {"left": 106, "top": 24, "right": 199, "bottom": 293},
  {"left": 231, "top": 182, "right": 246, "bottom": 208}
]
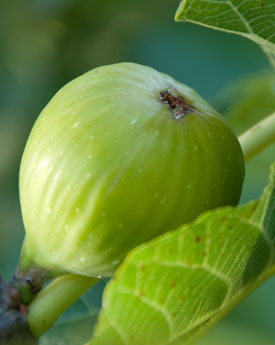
[
  {"left": 52, "top": 172, "right": 61, "bottom": 185},
  {"left": 39, "top": 159, "right": 50, "bottom": 169},
  {"left": 154, "top": 131, "right": 159, "bottom": 138},
  {"left": 154, "top": 192, "right": 160, "bottom": 199},
  {"left": 72, "top": 121, "right": 81, "bottom": 128},
  {"left": 130, "top": 119, "right": 137, "bottom": 125},
  {"left": 86, "top": 173, "right": 91, "bottom": 179},
  {"left": 160, "top": 196, "right": 167, "bottom": 205}
]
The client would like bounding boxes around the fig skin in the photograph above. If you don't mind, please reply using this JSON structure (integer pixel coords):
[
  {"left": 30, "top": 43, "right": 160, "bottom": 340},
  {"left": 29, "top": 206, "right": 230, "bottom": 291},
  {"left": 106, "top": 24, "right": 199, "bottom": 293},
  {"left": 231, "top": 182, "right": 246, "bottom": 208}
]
[{"left": 19, "top": 62, "right": 244, "bottom": 277}]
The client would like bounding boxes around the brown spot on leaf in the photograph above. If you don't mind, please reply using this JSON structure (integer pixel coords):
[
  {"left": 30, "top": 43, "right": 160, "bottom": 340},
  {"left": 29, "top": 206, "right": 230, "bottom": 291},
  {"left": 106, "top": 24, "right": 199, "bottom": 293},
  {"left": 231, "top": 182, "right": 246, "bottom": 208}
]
[
  {"left": 195, "top": 236, "right": 201, "bottom": 243},
  {"left": 138, "top": 264, "right": 146, "bottom": 271},
  {"left": 252, "top": 204, "right": 258, "bottom": 212},
  {"left": 138, "top": 291, "right": 145, "bottom": 298},
  {"left": 218, "top": 237, "right": 223, "bottom": 245},
  {"left": 170, "top": 278, "right": 178, "bottom": 289},
  {"left": 219, "top": 217, "right": 226, "bottom": 224}
]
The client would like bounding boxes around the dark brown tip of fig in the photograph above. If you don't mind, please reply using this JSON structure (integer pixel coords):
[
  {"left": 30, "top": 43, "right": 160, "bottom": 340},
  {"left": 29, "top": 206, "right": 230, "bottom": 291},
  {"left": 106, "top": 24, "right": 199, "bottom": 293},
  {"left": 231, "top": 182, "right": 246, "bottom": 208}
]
[{"left": 160, "top": 90, "right": 196, "bottom": 120}]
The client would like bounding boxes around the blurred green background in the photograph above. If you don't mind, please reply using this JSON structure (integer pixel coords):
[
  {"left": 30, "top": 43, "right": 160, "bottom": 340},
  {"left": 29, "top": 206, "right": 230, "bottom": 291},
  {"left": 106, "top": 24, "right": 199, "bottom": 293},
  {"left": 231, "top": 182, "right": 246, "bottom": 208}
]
[{"left": 0, "top": 0, "right": 274, "bottom": 344}]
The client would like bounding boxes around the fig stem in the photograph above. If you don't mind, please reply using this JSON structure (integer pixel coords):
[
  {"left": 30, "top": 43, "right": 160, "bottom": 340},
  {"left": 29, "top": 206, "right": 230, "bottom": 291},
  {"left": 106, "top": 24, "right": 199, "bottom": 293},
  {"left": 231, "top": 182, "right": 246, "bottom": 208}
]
[
  {"left": 238, "top": 112, "right": 275, "bottom": 161},
  {"left": 27, "top": 274, "right": 99, "bottom": 338}
]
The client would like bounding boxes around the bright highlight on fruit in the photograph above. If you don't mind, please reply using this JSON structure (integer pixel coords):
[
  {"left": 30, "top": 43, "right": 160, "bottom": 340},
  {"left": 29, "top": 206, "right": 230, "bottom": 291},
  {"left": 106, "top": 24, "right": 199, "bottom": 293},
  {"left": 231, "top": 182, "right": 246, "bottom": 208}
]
[{"left": 19, "top": 62, "right": 244, "bottom": 278}]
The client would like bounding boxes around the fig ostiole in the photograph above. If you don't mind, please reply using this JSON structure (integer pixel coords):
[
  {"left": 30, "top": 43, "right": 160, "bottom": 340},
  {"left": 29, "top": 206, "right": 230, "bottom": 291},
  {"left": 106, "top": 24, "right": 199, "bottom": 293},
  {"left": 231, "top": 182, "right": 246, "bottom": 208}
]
[{"left": 18, "top": 62, "right": 244, "bottom": 279}]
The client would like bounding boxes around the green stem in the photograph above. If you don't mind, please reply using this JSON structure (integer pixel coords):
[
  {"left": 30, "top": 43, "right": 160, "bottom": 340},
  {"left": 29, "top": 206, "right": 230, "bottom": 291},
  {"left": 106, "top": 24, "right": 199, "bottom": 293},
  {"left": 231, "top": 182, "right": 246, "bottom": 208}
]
[
  {"left": 238, "top": 112, "right": 275, "bottom": 162},
  {"left": 27, "top": 274, "right": 99, "bottom": 338}
]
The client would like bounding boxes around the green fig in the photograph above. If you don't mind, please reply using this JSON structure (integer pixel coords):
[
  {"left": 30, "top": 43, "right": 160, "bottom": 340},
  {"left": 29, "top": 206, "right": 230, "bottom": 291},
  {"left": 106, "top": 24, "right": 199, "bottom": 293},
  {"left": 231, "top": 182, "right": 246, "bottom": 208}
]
[{"left": 19, "top": 62, "right": 244, "bottom": 278}]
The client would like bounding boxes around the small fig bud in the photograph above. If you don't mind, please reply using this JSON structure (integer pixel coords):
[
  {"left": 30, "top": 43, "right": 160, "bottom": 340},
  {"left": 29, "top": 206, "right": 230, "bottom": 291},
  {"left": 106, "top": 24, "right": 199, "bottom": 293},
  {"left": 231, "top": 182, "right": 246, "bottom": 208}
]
[{"left": 19, "top": 63, "right": 244, "bottom": 277}]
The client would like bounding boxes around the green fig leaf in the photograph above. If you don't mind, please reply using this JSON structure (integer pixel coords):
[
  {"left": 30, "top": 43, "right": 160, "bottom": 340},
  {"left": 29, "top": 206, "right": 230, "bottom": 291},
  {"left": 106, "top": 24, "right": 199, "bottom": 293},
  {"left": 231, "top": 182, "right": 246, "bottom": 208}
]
[
  {"left": 175, "top": 0, "right": 275, "bottom": 69},
  {"left": 215, "top": 71, "right": 275, "bottom": 201},
  {"left": 88, "top": 163, "right": 275, "bottom": 345}
]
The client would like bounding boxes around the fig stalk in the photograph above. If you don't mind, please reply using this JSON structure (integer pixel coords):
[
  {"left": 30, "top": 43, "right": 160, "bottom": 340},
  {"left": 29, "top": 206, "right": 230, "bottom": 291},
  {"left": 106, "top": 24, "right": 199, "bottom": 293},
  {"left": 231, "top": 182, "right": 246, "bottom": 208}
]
[
  {"left": 27, "top": 275, "right": 99, "bottom": 337},
  {"left": 238, "top": 112, "right": 275, "bottom": 161}
]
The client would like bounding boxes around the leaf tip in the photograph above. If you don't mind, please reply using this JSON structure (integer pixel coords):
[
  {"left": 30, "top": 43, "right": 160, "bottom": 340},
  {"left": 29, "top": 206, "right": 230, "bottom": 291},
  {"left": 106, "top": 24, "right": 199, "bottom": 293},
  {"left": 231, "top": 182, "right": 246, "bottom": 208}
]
[{"left": 174, "top": 0, "right": 187, "bottom": 22}]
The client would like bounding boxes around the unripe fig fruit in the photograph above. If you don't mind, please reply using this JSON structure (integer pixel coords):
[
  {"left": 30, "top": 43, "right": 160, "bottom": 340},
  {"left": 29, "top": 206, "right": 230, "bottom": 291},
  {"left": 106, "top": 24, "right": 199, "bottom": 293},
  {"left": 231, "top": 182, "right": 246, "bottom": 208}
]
[{"left": 19, "top": 62, "right": 244, "bottom": 278}]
